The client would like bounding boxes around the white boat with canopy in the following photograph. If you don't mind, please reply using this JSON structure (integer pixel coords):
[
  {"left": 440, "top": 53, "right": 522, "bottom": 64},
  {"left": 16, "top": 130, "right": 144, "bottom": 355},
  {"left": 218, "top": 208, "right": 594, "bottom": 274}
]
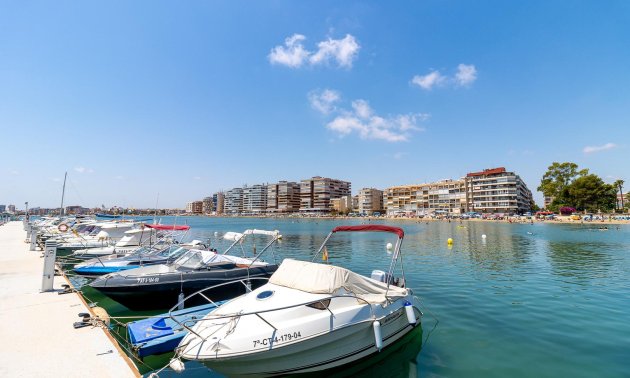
[{"left": 170, "top": 225, "right": 422, "bottom": 376}]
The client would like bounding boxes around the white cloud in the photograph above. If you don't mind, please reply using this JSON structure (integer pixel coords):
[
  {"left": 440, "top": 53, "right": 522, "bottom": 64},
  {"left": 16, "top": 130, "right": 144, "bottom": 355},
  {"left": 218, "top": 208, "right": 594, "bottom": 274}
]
[
  {"left": 321, "top": 92, "right": 428, "bottom": 143},
  {"left": 393, "top": 152, "right": 406, "bottom": 160},
  {"left": 351, "top": 99, "right": 372, "bottom": 119},
  {"left": 51, "top": 177, "right": 61, "bottom": 182},
  {"left": 309, "top": 34, "right": 360, "bottom": 68},
  {"left": 10, "top": 170, "right": 19, "bottom": 175},
  {"left": 412, "top": 64, "right": 478, "bottom": 90},
  {"left": 74, "top": 166, "right": 94, "bottom": 174},
  {"left": 115, "top": 175, "right": 124, "bottom": 180},
  {"left": 455, "top": 64, "right": 477, "bottom": 86},
  {"left": 411, "top": 70, "right": 446, "bottom": 90},
  {"left": 269, "top": 34, "right": 360, "bottom": 69},
  {"left": 583, "top": 143, "right": 617, "bottom": 154},
  {"left": 308, "top": 89, "right": 341, "bottom": 114},
  {"left": 268, "top": 34, "right": 310, "bottom": 68},
  {"left": 193, "top": 176, "right": 201, "bottom": 180}
]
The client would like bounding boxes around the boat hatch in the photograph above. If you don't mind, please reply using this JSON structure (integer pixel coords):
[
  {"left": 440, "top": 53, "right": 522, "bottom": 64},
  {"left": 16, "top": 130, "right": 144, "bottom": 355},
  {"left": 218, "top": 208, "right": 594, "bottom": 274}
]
[{"left": 256, "top": 290, "right": 274, "bottom": 300}]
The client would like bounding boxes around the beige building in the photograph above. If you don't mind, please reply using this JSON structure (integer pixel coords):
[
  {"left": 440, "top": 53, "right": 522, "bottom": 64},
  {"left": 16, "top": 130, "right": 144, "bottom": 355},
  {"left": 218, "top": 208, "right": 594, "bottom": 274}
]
[
  {"left": 331, "top": 195, "right": 354, "bottom": 214},
  {"left": 267, "top": 181, "right": 301, "bottom": 213},
  {"left": 300, "top": 176, "right": 351, "bottom": 214},
  {"left": 358, "top": 188, "right": 384, "bottom": 215},
  {"left": 213, "top": 192, "right": 225, "bottom": 215},
  {"left": 384, "top": 180, "right": 466, "bottom": 216}
]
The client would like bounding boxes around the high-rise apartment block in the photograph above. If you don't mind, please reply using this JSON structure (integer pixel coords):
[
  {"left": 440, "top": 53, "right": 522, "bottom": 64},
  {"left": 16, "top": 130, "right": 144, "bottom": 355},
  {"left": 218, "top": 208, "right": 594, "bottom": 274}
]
[
  {"left": 213, "top": 192, "right": 225, "bottom": 215},
  {"left": 300, "top": 176, "right": 351, "bottom": 214},
  {"left": 225, "top": 187, "right": 244, "bottom": 214},
  {"left": 242, "top": 184, "right": 268, "bottom": 214},
  {"left": 464, "top": 167, "right": 533, "bottom": 214},
  {"left": 267, "top": 181, "right": 301, "bottom": 213},
  {"left": 202, "top": 197, "right": 214, "bottom": 214}
]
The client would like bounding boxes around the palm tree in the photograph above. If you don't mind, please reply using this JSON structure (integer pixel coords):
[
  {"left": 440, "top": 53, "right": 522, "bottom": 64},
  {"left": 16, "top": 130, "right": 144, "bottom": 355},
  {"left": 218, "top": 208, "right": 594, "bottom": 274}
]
[{"left": 614, "top": 179, "right": 625, "bottom": 211}]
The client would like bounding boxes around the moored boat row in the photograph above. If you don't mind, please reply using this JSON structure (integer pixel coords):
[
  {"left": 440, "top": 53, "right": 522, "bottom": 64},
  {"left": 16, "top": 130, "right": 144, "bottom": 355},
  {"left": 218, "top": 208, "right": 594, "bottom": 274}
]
[{"left": 27, "top": 217, "right": 423, "bottom": 376}]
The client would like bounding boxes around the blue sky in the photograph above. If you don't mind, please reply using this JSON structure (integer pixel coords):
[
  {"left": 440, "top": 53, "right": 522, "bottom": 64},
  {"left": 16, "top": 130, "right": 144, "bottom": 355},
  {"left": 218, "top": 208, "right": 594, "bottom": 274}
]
[{"left": 1, "top": 1, "right": 629, "bottom": 209}]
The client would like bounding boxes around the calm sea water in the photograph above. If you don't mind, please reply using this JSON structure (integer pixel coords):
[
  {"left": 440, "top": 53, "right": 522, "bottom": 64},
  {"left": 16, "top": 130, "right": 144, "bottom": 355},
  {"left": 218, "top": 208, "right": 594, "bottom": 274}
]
[{"left": 78, "top": 217, "right": 630, "bottom": 377}]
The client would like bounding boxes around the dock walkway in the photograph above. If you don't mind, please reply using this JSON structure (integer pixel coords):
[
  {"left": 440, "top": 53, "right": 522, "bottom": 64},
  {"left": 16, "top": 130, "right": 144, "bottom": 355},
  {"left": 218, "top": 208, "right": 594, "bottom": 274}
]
[{"left": 0, "top": 221, "right": 139, "bottom": 378}]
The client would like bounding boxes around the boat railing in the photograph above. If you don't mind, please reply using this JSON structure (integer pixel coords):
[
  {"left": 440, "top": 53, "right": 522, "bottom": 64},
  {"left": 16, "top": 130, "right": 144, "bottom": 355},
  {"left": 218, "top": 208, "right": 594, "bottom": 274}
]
[{"left": 167, "top": 278, "right": 380, "bottom": 341}]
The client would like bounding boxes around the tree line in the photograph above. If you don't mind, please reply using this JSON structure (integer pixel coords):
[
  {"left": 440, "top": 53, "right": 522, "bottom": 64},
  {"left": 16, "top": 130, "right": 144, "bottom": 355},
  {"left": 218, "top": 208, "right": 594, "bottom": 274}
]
[{"left": 538, "top": 162, "right": 625, "bottom": 213}]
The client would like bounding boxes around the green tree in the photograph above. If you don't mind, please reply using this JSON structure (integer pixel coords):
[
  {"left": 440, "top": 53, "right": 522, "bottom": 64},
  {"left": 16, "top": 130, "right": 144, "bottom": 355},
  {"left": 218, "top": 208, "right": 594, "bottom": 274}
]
[
  {"left": 538, "top": 162, "right": 589, "bottom": 211},
  {"left": 563, "top": 174, "right": 617, "bottom": 212}
]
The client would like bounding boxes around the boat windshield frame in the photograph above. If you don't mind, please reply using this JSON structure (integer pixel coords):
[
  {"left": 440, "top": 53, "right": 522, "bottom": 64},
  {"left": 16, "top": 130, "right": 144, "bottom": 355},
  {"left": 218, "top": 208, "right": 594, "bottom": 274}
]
[{"left": 311, "top": 224, "right": 406, "bottom": 300}]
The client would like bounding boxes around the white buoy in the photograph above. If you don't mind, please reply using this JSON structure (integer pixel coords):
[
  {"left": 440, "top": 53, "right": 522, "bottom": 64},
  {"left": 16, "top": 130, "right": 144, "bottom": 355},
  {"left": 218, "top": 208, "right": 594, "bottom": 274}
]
[
  {"left": 404, "top": 301, "right": 417, "bottom": 325},
  {"left": 373, "top": 321, "right": 383, "bottom": 351},
  {"left": 169, "top": 358, "right": 185, "bottom": 373},
  {"left": 214, "top": 231, "right": 219, "bottom": 236},
  {"left": 386, "top": 242, "right": 393, "bottom": 251},
  {"left": 482, "top": 234, "right": 487, "bottom": 239}
]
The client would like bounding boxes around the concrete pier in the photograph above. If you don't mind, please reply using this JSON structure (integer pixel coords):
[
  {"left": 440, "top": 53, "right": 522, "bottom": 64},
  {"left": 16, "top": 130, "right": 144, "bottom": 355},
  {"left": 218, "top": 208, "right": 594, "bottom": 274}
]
[{"left": 0, "top": 222, "right": 140, "bottom": 378}]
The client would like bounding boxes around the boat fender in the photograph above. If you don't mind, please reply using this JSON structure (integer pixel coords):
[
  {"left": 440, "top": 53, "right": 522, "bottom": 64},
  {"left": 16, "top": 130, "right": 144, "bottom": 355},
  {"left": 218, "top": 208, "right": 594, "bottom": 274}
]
[
  {"left": 92, "top": 307, "right": 110, "bottom": 327},
  {"left": 404, "top": 301, "right": 417, "bottom": 325},
  {"left": 373, "top": 321, "right": 383, "bottom": 351},
  {"left": 169, "top": 358, "right": 185, "bottom": 373},
  {"left": 177, "top": 292, "right": 185, "bottom": 311}
]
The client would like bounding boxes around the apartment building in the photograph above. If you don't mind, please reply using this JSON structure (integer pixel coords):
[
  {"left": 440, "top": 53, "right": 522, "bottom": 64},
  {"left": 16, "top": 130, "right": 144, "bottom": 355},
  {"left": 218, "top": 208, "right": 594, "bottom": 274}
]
[
  {"left": 267, "top": 181, "right": 301, "bottom": 213},
  {"left": 224, "top": 187, "right": 244, "bottom": 215},
  {"left": 191, "top": 201, "right": 203, "bottom": 214},
  {"left": 384, "top": 180, "right": 466, "bottom": 216},
  {"left": 202, "top": 196, "right": 214, "bottom": 214},
  {"left": 242, "top": 184, "right": 268, "bottom": 214},
  {"left": 358, "top": 188, "right": 384, "bottom": 215},
  {"left": 421, "top": 180, "right": 467, "bottom": 215},
  {"left": 464, "top": 167, "right": 533, "bottom": 214},
  {"left": 331, "top": 195, "right": 353, "bottom": 214},
  {"left": 384, "top": 184, "right": 422, "bottom": 216},
  {"left": 300, "top": 176, "right": 351, "bottom": 214},
  {"left": 213, "top": 192, "right": 225, "bottom": 215}
]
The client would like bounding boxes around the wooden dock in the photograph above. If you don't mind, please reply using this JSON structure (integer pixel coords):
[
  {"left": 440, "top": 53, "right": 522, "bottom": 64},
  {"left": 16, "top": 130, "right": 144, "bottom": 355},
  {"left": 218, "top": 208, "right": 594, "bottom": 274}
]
[{"left": 0, "top": 221, "right": 140, "bottom": 378}]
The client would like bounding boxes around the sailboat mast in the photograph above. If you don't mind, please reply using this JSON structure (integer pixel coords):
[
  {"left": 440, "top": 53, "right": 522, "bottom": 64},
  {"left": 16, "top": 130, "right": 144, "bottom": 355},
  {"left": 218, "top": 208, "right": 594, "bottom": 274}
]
[{"left": 60, "top": 172, "right": 67, "bottom": 216}]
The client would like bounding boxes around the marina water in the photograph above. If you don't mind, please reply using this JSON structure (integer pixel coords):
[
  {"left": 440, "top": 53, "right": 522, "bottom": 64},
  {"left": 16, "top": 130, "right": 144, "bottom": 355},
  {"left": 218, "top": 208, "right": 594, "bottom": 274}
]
[{"left": 80, "top": 217, "right": 630, "bottom": 377}]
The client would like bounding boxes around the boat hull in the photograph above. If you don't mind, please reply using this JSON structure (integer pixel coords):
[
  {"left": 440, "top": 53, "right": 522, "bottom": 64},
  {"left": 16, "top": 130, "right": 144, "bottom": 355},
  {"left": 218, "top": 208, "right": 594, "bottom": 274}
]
[
  {"left": 195, "top": 307, "right": 421, "bottom": 376},
  {"left": 91, "top": 265, "right": 277, "bottom": 310}
]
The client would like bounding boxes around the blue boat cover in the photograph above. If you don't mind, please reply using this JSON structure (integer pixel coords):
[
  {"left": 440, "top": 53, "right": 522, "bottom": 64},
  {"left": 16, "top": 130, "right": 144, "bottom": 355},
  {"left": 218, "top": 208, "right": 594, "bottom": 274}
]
[{"left": 128, "top": 317, "right": 175, "bottom": 344}]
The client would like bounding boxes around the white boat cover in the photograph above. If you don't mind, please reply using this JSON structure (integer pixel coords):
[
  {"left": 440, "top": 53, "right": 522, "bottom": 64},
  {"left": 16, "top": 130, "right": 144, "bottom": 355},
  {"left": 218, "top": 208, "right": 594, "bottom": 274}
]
[
  {"left": 269, "top": 259, "right": 407, "bottom": 304},
  {"left": 223, "top": 232, "right": 244, "bottom": 241}
]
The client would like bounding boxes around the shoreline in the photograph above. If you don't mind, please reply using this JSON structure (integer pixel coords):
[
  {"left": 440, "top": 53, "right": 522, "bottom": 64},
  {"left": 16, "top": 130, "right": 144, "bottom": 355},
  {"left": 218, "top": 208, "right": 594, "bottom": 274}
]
[{"left": 126, "top": 214, "right": 630, "bottom": 226}]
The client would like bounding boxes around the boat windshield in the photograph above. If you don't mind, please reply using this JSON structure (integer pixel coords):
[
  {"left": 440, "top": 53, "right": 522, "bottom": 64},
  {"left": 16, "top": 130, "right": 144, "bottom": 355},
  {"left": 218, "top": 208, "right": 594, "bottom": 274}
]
[
  {"left": 173, "top": 250, "right": 205, "bottom": 269},
  {"left": 157, "top": 245, "right": 188, "bottom": 258}
]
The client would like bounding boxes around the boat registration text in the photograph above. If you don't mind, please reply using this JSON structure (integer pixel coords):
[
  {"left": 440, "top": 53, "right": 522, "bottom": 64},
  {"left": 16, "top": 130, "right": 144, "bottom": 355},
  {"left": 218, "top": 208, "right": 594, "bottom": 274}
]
[
  {"left": 253, "top": 332, "right": 302, "bottom": 347},
  {"left": 136, "top": 277, "right": 159, "bottom": 283}
]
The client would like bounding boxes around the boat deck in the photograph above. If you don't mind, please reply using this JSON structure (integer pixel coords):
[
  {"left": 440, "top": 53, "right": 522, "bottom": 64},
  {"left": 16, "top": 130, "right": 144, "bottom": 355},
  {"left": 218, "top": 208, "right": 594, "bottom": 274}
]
[{"left": 0, "top": 221, "right": 140, "bottom": 378}]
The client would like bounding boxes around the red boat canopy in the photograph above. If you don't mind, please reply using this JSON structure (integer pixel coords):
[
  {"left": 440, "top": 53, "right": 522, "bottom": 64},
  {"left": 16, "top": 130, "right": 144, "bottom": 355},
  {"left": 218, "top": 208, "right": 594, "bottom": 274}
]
[
  {"left": 144, "top": 224, "right": 191, "bottom": 231},
  {"left": 332, "top": 225, "right": 404, "bottom": 238}
]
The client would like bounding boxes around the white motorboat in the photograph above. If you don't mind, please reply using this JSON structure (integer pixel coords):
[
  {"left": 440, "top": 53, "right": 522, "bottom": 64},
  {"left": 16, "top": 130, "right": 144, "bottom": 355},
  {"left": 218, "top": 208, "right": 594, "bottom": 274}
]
[{"left": 173, "top": 225, "right": 422, "bottom": 376}]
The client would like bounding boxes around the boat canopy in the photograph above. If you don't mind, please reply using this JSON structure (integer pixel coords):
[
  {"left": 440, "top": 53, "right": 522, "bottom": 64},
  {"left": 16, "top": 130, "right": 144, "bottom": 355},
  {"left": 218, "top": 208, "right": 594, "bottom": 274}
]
[
  {"left": 144, "top": 224, "right": 191, "bottom": 231},
  {"left": 223, "top": 232, "right": 244, "bottom": 241},
  {"left": 243, "top": 229, "right": 280, "bottom": 237},
  {"left": 269, "top": 259, "right": 407, "bottom": 304},
  {"left": 332, "top": 225, "right": 404, "bottom": 238}
]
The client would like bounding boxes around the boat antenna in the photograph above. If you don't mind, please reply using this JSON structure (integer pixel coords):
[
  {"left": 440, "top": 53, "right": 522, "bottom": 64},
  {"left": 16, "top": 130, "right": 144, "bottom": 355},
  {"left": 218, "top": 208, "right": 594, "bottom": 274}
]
[
  {"left": 153, "top": 192, "right": 160, "bottom": 224},
  {"left": 60, "top": 172, "right": 67, "bottom": 216}
]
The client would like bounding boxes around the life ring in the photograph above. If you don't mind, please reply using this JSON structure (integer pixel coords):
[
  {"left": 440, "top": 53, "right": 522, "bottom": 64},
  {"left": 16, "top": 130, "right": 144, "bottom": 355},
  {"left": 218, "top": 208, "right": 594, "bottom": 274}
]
[{"left": 58, "top": 224, "right": 69, "bottom": 232}]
